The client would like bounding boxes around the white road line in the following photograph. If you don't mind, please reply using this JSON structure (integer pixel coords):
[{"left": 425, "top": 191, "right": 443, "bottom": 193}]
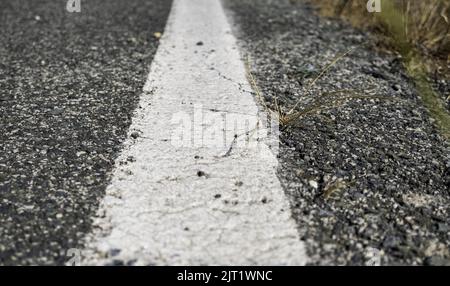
[{"left": 82, "top": 0, "right": 307, "bottom": 265}]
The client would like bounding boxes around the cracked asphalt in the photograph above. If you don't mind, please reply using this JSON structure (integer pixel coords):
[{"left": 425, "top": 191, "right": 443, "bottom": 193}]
[
  {"left": 1, "top": 0, "right": 449, "bottom": 266},
  {"left": 0, "top": 0, "right": 172, "bottom": 265}
]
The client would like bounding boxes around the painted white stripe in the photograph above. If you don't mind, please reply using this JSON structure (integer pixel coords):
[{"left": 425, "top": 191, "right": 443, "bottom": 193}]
[{"left": 82, "top": 0, "right": 306, "bottom": 265}]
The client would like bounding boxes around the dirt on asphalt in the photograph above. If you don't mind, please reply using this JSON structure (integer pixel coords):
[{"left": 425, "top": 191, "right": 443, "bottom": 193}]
[
  {"left": 224, "top": 0, "right": 450, "bottom": 266},
  {"left": 0, "top": 0, "right": 172, "bottom": 265}
]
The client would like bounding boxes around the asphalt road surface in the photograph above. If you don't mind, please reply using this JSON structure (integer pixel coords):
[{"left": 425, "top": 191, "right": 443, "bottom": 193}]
[
  {"left": 0, "top": 0, "right": 172, "bottom": 265},
  {"left": 0, "top": 0, "right": 449, "bottom": 266}
]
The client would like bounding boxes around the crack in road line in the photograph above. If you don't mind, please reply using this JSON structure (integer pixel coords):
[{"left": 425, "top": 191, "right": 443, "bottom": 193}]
[{"left": 82, "top": 0, "right": 307, "bottom": 266}]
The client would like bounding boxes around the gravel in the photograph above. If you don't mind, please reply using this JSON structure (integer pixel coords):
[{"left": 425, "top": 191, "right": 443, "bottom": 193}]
[
  {"left": 224, "top": 0, "right": 450, "bottom": 265},
  {"left": 0, "top": 0, "right": 172, "bottom": 265}
]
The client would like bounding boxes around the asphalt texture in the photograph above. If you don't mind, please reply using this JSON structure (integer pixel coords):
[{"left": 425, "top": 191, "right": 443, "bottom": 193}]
[
  {"left": 224, "top": 0, "right": 450, "bottom": 265},
  {"left": 0, "top": 0, "right": 172, "bottom": 265}
]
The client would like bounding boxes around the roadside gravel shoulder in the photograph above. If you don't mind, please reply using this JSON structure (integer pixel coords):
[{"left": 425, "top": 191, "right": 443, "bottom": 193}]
[{"left": 224, "top": 0, "right": 450, "bottom": 266}]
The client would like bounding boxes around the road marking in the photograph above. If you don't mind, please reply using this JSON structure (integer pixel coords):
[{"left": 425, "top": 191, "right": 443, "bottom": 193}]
[{"left": 82, "top": 0, "right": 307, "bottom": 265}]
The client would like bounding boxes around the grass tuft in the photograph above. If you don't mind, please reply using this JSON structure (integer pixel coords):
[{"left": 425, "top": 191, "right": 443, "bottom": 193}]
[{"left": 246, "top": 52, "right": 399, "bottom": 129}]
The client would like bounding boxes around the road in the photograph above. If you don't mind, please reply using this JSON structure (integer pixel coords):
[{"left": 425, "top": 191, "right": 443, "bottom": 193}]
[
  {"left": 82, "top": 0, "right": 306, "bottom": 266},
  {"left": 0, "top": 0, "right": 449, "bottom": 266},
  {"left": 0, "top": 0, "right": 172, "bottom": 265}
]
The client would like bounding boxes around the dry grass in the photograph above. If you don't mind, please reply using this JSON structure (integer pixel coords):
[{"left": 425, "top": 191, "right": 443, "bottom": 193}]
[
  {"left": 309, "top": 0, "right": 450, "bottom": 140},
  {"left": 312, "top": 0, "right": 449, "bottom": 63}
]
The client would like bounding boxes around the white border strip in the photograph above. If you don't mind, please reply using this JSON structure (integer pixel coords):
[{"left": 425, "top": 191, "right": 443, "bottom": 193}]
[{"left": 82, "top": 0, "right": 307, "bottom": 266}]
